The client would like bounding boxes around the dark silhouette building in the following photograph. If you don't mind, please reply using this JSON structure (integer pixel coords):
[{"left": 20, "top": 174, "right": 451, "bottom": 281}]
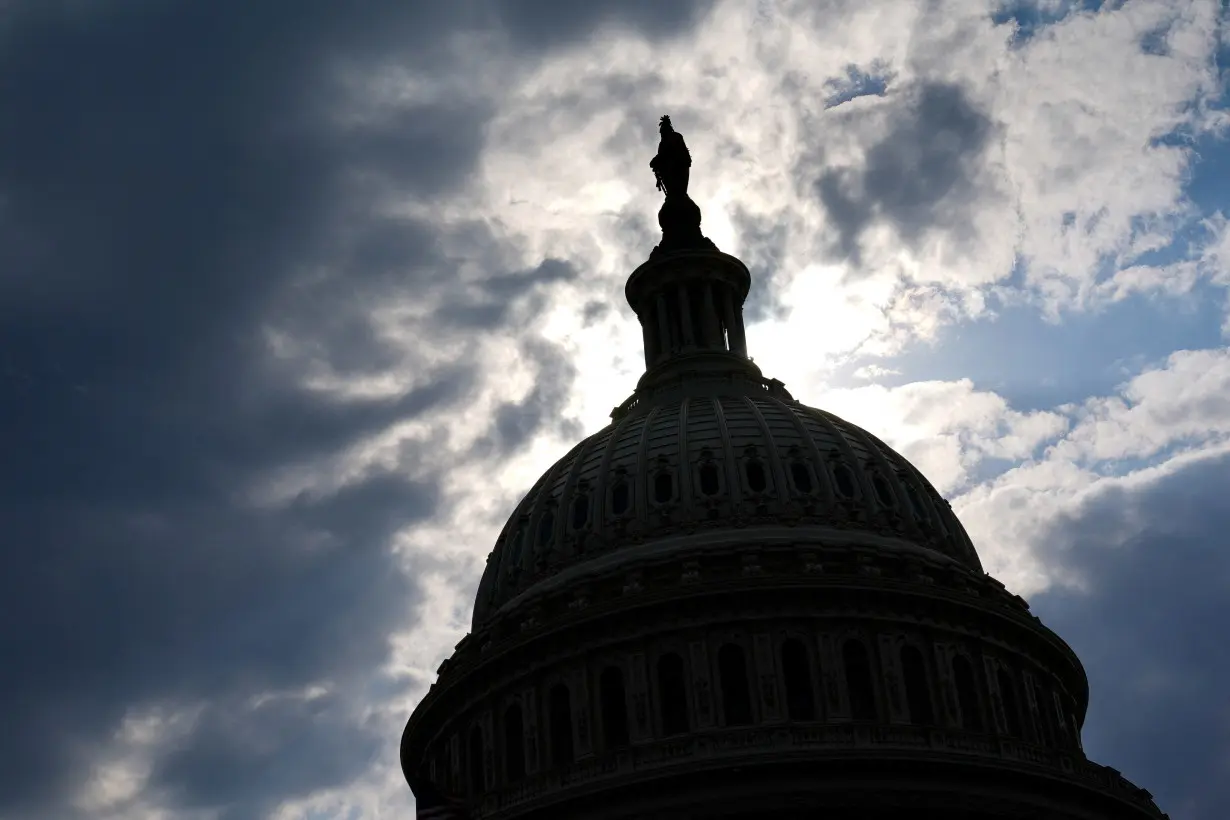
[{"left": 401, "top": 119, "right": 1167, "bottom": 819}]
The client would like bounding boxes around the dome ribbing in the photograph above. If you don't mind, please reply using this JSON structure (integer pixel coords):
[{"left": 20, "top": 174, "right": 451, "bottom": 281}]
[{"left": 472, "top": 371, "right": 983, "bottom": 629}]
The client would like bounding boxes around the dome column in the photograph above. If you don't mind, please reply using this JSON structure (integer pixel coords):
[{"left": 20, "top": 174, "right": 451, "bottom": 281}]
[{"left": 625, "top": 250, "right": 759, "bottom": 389}]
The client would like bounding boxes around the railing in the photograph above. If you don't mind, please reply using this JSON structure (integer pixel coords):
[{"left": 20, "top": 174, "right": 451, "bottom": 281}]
[{"left": 609, "top": 376, "right": 796, "bottom": 421}]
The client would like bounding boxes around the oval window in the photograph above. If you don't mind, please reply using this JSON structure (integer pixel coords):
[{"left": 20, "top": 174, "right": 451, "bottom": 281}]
[
  {"left": 571, "top": 493, "right": 589, "bottom": 529},
  {"left": 790, "top": 462, "right": 813, "bottom": 493},
  {"left": 537, "top": 510, "right": 555, "bottom": 545},
  {"left": 699, "top": 462, "right": 720, "bottom": 496},
  {"left": 611, "top": 480, "right": 630, "bottom": 516},
  {"left": 745, "top": 460, "right": 767, "bottom": 493},
  {"left": 654, "top": 471, "right": 674, "bottom": 504}
]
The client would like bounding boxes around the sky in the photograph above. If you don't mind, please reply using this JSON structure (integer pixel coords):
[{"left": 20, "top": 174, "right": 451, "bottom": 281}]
[{"left": 0, "top": 1, "right": 1227, "bottom": 818}]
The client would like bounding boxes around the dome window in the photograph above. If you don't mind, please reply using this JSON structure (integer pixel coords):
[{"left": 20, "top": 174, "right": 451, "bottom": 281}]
[
  {"left": 872, "top": 473, "right": 895, "bottom": 507},
  {"left": 745, "top": 460, "right": 767, "bottom": 493},
  {"left": 657, "top": 653, "right": 690, "bottom": 735},
  {"left": 900, "top": 645, "right": 934, "bottom": 725},
  {"left": 1034, "top": 681, "right": 1056, "bottom": 747},
  {"left": 842, "top": 639, "right": 877, "bottom": 721},
  {"left": 610, "top": 479, "right": 630, "bottom": 516},
  {"left": 790, "top": 461, "right": 813, "bottom": 494},
  {"left": 952, "top": 654, "right": 983, "bottom": 731},
  {"left": 698, "top": 462, "right": 721, "bottom": 496},
  {"left": 570, "top": 493, "right": 589, "bottom": 530},
  {"left": 600, "top": 666, "right": 630, "bottom": 749},
  {"left": 467, "top": 724, "right": 485, "bottom": 795},
  {"left": 548, "top": 683, "right": 575, "bottom": 765},
  {"left": 653, "top": 470, "right": 674, "bottom": 504},
  {"left": 537, "top": 510, "right": 555, "bottom": 546},
  {"left": 718, "top": 644, "right": 754, "bottom": 726},
  {"left": 833, "top": 463, "right": 857, "bottom": 498},
  {"left": 997, "top": 667, "right": 1023, "bottom": 738},
  {"left": 504, "top": 703, "right": 526, "bottom": 782},
  {"left": 781, "top": 638, "right": 816, "bottom": 720}
]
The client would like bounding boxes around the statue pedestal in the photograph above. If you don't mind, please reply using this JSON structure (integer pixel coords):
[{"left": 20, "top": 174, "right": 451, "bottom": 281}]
[{"left": 652, "top": 194, "right": 716, "bottom": 258}]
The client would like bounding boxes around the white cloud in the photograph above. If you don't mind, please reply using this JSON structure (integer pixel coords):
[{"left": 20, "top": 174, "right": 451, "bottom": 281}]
[
  {"left": 810, "top": 378, "right": 1069, "bottom": 495},
  {"left": 951, "top": 347, "right": 1230, "bottom": 594},
  {"left": 1054, "top": 347, "right": 1230, "bottom": 462},
  {"left": 852, "top": 364, "right": 902, "bottom": 380}
]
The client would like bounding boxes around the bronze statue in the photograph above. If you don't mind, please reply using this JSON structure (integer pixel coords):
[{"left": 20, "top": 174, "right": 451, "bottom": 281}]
[
  {"left": 650, "top": 115, "right": 691, "bottom": 197},
  {"left": 648, "top": 115, "right": 716, "bottom": 258}
]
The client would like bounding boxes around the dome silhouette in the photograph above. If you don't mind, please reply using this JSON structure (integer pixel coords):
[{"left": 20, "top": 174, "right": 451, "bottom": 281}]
[
  {"left": 401, "top": 124, "right": 1167, "bottom": 820},
  {"left": 473, "top": 363, "right": 984, "bottom": 630}
]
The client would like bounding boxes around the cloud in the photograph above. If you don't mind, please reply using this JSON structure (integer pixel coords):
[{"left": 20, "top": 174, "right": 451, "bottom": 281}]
[
  {"left": 816, "top": 81, "right": 997, "bottom": 264},
  {"left": 817, "top": 377, "right": 1068, "bottom": 495},
  {"left": 493, "top": 0, "right": 714, "bottom": 49},
  {"left": 1028, "top": 450, "right": 1230, "bottom": 820}
]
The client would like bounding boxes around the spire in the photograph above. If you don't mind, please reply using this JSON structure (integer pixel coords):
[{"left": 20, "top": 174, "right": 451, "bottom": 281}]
[{"left": 628, "top": 116, "right": 758, "bottom": 390}]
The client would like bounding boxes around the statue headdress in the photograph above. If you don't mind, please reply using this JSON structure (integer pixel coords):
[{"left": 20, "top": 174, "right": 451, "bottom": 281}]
[{"left": 659, "top": 115, "right": 672, "bottom": 128}]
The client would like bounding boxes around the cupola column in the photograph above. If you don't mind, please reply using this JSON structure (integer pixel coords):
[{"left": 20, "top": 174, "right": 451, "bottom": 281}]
[
  {"left": 679, "top": 284, "right": 696, "bottom": 348},
  {"left": 625, "top": 250, "right": 756, "bottom": 384}
]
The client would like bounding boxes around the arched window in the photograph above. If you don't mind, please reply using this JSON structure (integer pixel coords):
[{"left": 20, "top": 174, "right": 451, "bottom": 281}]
[
  {"left": 1065, "top": 693, "right": 1083, "bottom": 750},
  {"left": 653, "top": 470, "right": 674, "bottom": 504},
  {"left": 548, "top": 683, "right": 574, "bottom": 766},
  {"left": 745, "top": 460, "right": 767, "bottom": 493},
  {"left": 611, "top": 478, "right": 630, "bottom": 516},
  {"left": 468, "top": 724, "right": 485, "bottom": 795},
  {"left": 790, "top": 461, "right": 813, "bottom": 493},
  {"left": 997, "top": 668, "right": 1022, "bottom": 737},
  {"left": 900, "top": 645, "right": 934, "bottom": 725},
  {"left": 570, "top": 492, "right": 589, "bottom": 530},
  {"left": 503, "top": 703, "right": 526, "bottom": 782},
  {"left": 952, "top": 655, "right": 983, "bottom": 731},
  {"left": 537, "top": 509, "right": 554, "bottom": 547},
  {"left": 843, "top": 639, "right": 877, "bottom": 721},
  {"left": 657, "top": 653, "right": 690, "bottom": 736},
  {"left": 600, "top": 666, "right": 630, "bottom": 748},
  {"left": 718, "top": 644, "right": 754, "bottom": 726},
  {"left": 781, "top": 639, "right": 816, "bottom": 720},
  {"left": 699, "top": 462, "right": 721, "bottom": 496},
  {"left": 1033, "top": 681, "right": 1055, "bottom": 747}
]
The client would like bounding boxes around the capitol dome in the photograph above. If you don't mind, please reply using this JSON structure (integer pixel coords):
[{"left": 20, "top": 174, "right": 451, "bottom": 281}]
[
  {"left": 401, "top": 120, "right": 1167, "bottom": 820},
  {"left": 473, "top": 257, "right": 983, "bottom": 628}
]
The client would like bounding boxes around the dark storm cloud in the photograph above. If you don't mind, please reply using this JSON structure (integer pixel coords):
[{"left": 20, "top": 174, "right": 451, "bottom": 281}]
[
  {"left": 153, "top": 693, "right": 381, "bottom": 820},
  {"left": 0, "top": 1, "right": 713, "bottom": 817},
  {"left": 815, "top": 82, "right": 995, "bottom": 264},
  {"left": 494, "top": 0, "right": 714, "bottom": 49},
  {"left": 476, "top": 336, "right": 585, "bottom": 458},
  {"left": 1029, "top": 453, "right": 1230, "bottom": 820},
  {"left": 437, "top": 257, "right": 579, "bottom": 329}
]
